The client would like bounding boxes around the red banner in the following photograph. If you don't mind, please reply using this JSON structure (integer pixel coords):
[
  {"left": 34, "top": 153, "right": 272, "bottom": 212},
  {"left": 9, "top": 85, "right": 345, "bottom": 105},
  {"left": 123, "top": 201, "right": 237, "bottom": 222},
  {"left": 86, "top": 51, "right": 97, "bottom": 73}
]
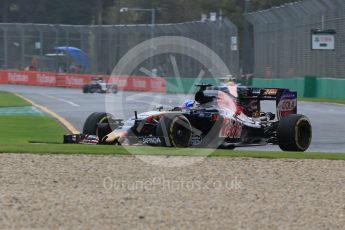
[
  {"left": 7, "top": 71, "right": 31, "bottom": 85},
  {"left": 149, "top": 76, "right": 166, "bottom": 93},
  {"left": 35, "top": 72, "right": 57, "bottom": 87},
  {"left": 0, "top": 70, "right": 8, "bottom": 84},
  {"left": 108, "top": 75, "right": 166, "bottom": 92},
  {"left": 0, "top": 70, "right": 167, "bottom": 93},
  {"left": 58, "top": 74, "right": 92, "bottom": 88}
]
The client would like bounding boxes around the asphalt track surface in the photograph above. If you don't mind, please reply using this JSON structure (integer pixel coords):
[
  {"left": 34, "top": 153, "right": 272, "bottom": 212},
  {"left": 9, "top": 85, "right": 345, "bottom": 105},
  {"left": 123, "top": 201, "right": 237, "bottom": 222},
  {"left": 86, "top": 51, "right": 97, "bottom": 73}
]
[{"left": 1, "top": 84, "right": 345, "bottom": 153}]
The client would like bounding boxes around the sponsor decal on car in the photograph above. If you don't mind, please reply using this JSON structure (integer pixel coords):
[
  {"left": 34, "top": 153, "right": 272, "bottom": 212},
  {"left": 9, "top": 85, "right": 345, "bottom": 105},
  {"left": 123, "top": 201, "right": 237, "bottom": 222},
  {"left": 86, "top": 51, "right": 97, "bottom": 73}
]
[
  {"left": 142, "top": 136, "right": 162, "bottom": 145},
  {"left": 191, "top": 135, "right": 202, "bottom": 146},
  {"left": 277, "top": 90, "right": 297, "bottom": 119},
  {"left": 219, "top": 117, "right": 242, "bottom": 139},
  {"left": 264, "top": 88, "right": 278, "bottom": 95}
]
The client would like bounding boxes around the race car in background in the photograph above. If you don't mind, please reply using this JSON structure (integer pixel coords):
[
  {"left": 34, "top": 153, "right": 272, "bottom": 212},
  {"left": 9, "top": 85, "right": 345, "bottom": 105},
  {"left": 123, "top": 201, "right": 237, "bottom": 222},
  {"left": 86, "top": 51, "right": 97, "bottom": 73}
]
[
  {"left": 82, "top": 77, "right": 118, "bottom": 94},
  {"left": 66, "top": 82, "right": 312, "bottom": 152}
]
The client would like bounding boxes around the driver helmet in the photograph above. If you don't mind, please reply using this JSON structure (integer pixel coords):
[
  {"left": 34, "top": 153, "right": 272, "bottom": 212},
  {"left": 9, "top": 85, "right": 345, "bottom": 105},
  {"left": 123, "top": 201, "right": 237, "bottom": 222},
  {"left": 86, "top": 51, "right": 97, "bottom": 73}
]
[{"left": 182, "top": 100, "right": 194, "bottom": 109}]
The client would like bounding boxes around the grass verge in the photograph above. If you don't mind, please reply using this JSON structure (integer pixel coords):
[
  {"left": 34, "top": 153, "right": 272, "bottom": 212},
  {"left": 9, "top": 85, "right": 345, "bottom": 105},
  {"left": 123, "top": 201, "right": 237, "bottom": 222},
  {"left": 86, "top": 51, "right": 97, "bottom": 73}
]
[
  {"left": 0, "top": 144, "right": 345, "bottom": 160},
  {"left": 0, "top": 91, "right": 31, "bottom": 107},
  {"left": 0, "top": 91, "right": 66, "bottom": 146},
  {"left": 0, "top": 115, "right": 65, "bottom": 144}
]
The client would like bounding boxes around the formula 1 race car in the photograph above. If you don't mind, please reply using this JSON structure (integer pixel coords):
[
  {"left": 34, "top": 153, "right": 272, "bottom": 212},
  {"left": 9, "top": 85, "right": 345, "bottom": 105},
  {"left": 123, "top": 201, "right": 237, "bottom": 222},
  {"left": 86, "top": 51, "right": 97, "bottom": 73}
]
[
  {"left": 65, "top": 82, "right": 312, "bottom": 152},
  {"left": 82, "top": 77, "right": 118, "bottom": 94}
]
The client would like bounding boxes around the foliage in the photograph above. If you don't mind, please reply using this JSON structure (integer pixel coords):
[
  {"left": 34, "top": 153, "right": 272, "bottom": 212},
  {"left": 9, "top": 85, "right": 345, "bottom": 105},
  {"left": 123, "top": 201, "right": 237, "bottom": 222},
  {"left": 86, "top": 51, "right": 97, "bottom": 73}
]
[
  {"left": 1, "top": 0, "right": 97, "bottom": 25},
  {"left": 0, "top": 0, "right": 298, "bottom": 26}
]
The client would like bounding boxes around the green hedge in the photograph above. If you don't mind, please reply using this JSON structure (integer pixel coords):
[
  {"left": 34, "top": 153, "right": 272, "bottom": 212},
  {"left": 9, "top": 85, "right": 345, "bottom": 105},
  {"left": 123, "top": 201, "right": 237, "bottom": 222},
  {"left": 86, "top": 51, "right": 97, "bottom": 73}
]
[{"left": 252, "top": 76, "right": 345, "bottom": 99}]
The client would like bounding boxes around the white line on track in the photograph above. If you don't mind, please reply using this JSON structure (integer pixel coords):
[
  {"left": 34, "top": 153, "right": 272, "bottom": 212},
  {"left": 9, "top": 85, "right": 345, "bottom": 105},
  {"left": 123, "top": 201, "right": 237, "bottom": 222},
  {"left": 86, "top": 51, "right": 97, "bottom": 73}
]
[{"left": 40, "top": 93, "right": 80, "bottom": 107}]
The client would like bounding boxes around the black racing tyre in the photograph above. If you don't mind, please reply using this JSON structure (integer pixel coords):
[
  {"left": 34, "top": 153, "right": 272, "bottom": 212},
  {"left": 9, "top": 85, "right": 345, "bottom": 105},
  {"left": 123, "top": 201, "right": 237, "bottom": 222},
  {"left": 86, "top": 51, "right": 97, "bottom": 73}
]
[
  {"left": 82, "top": 85, "right": 90, "bottom": 93},
  {"left": 277, "top": 114, "right": 312, "bottom": 152},
  {"left": 156, "top": 114, "right": 192, "bottom": 148},
  {"left": 83, "top": 112, "right": 112, "bottom": 141},
  {"left": 112, "top": 85, "right": 118, "bottom": 94}
]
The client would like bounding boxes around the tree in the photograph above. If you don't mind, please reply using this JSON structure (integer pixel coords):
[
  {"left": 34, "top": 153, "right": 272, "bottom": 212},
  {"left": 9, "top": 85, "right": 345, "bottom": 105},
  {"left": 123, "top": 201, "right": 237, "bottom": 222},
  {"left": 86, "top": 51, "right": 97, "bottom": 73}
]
[
  {"left": 0, "top": 0, "right": 298, "bottom": 25},
  {"left": 0, "top": 0, "right": 96, "bottom": 24}
]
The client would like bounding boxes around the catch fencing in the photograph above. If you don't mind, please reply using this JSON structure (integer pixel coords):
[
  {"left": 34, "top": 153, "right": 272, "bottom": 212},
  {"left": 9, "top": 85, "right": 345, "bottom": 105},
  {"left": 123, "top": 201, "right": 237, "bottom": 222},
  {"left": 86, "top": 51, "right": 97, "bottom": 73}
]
[
  {"left": 246, "top": 0, "right": 345, "bottom": 78},
  {"left": 0, "top": 19, "right": 239, "bottom": 78}
]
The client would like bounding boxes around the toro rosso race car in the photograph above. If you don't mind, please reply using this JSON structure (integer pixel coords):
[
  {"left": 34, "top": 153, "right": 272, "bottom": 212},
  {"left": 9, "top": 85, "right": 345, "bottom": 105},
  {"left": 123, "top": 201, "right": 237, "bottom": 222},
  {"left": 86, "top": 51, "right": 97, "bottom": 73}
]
[
  {"left": 65, "top": 82, "right": 312, "bottom": 152},
  {"left": 82, "top": 77, "right": 118, "bottom": 94}
]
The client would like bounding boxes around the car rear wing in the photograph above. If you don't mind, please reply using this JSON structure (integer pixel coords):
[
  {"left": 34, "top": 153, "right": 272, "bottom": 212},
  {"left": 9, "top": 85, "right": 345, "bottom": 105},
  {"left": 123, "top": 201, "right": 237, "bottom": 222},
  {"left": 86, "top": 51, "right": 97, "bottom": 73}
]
[{"left": 241, "top": 88, "right": 298, "bottom": 120}]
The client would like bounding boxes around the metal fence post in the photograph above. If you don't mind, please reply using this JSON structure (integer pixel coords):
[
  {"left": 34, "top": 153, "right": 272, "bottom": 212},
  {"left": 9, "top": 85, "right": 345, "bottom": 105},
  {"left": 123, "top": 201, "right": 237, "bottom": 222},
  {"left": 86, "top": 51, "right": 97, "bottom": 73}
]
[{"left": 0, "top": 25, "right": 8, "bottom": 68}]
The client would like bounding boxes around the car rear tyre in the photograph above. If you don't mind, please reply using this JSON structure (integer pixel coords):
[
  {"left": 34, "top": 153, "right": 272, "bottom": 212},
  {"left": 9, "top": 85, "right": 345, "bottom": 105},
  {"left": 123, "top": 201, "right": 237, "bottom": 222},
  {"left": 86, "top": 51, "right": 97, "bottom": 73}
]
[
  {"left": 82, "top": 85, "right": 90, "bottom": 93},
  {"left": 277, "top": 114, "right": 312, "bottom": 152},
  {"left": 83, "top": 112, "right": 113, "bottom": 141},
  {"left": 112, "top": 85, "right": 118, "bottom": 94},
  {"left": 156, "top": 114, "right": 192, "bottom": 147}
]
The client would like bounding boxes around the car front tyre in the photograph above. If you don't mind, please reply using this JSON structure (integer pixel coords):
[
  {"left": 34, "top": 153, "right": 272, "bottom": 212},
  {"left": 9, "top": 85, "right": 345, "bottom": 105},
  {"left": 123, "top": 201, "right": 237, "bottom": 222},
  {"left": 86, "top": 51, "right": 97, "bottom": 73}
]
[
  {"left": 156, "top": 114, "right": 192, "bottom": 148},
  {"left": 83, "top": 112, "right": 113, "bottom": 142}
]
